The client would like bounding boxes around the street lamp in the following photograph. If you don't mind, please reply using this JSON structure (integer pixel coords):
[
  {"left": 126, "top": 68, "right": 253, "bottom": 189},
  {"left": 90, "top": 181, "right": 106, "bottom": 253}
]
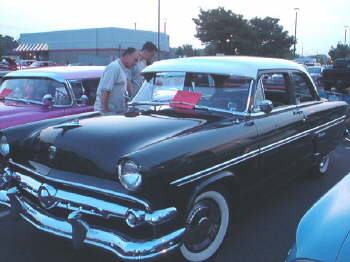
[
  {"left": 294, "top": 8, "right": 299, "bottom": 55},
  {"left": 345, "top": 25, "right": 349, "bottom": 45}
]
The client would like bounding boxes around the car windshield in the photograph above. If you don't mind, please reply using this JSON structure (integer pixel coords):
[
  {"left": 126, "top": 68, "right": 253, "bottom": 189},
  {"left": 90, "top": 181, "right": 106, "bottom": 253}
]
[
  {"left": 0, "top": 78, "right": 71, "bottom": 105},
  {"left": 307, "top": 67, "right": 322, "bottom": 74},
  {"left": 132, "top": 72, "right": 252, "bottom": 113}
]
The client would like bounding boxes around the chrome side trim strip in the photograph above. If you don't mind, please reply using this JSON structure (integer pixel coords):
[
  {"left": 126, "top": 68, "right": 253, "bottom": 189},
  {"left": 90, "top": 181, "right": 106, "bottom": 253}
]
[
  {"left": 171, "top": 148, "right": 260, "bottom": 187},
  {"left": 9, "top": 160, "right": 152, "bottom": 212},
  {"left": 171, "top": 115, "right": 346, "bottom": 187}
]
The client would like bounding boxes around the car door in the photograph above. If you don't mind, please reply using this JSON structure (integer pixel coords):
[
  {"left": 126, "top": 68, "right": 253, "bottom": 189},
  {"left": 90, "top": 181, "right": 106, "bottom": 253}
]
[
  {"left": 291, "top": 71, "right": 346, "bottom": 156},
  {"left": 251, "top": 71, "right": 312, "bottom": 190}
]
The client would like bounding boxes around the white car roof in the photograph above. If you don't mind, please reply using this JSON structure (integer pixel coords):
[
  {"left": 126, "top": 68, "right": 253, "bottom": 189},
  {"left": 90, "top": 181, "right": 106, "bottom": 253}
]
[{"left": 143, "top": 56, "right": 307, "bottom": 79}]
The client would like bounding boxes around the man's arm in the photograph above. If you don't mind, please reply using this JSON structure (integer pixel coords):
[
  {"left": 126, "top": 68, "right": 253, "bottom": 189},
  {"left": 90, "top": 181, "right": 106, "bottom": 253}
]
[{"left": 100, "top": 90, "right": 111, "bottom": 112}]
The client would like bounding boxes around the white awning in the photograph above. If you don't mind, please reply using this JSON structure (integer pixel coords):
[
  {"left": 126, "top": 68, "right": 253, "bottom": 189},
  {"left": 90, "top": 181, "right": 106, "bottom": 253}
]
[{"left": 14, "top": 43, "right": 48, "bottom": 52}]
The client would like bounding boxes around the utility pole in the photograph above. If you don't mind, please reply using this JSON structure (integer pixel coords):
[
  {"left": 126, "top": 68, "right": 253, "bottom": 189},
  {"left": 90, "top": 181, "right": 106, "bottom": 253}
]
[
  {"left": 345, "top": 26, "right": 349, "bottom": 45},
  {"left": 157, "top": 0, "right": 160, "bottom": 60},
  {"left": 294, "top": 8, "right": 299, "bottom": 55}
]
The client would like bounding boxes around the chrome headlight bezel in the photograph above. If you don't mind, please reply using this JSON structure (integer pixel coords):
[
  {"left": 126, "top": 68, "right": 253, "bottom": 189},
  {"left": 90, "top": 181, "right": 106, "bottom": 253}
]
[
  {"left": 118, "top": 160, "right": 142, "bottom": 191},
  {"left": 0, "top": 135, "right": 10, "bottom": 157}
]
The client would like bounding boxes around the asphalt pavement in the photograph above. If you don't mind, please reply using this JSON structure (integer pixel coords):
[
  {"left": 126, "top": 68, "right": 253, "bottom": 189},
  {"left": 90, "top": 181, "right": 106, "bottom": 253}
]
[{"left": 1, "top": 140, "right": 350, "bottom": 262}]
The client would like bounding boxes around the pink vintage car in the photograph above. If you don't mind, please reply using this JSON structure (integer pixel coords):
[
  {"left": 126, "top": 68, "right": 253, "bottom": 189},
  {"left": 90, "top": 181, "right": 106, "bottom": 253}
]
[{"left": 0, "top": 66, "right": 104, "bottom": 129}]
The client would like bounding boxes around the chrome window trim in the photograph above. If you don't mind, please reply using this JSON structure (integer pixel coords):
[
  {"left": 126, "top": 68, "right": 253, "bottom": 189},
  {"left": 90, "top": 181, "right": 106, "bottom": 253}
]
[
  {"left": 244, "top": 80, "right": 254, "bottom": 112},
  {"left": 171, "top": 115, "right": 346, "bottom": 187},
  {"left": 9, "top": 160, "right": 152, "bottom": 211}
]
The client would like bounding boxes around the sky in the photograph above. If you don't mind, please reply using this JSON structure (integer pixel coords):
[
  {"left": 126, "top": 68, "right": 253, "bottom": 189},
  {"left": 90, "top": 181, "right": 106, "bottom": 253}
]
[{"left": 0, "top": 0, "right": 349, "bottom": 56}]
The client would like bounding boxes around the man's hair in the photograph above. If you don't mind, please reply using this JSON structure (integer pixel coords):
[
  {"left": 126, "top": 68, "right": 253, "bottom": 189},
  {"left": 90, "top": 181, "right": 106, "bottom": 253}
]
[
  {"left": 142, "top": 42, "right": 158, "bottom": 52},
  {"left": 122, "top": 47, "right": 137, "bottom": 57}
]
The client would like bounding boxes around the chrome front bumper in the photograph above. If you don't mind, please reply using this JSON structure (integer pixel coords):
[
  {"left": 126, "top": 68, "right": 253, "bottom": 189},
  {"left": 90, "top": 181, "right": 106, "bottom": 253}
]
[{"left": 0, "top": 166, "right": 185, "bottom": 261}]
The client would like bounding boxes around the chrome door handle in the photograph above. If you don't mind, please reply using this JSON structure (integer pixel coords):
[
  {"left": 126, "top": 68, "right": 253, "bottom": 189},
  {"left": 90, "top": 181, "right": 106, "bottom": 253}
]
[{"left": 317, "top": 131, "right": 326, "bottom": 138}]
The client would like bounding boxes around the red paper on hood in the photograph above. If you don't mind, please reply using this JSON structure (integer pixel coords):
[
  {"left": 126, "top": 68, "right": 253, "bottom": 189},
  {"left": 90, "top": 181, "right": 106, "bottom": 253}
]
[
  {"left": 0, "top": 88, "right": 12, "bottom": 98},
  {"left": 170, "top": 90, "right": 202, "bottom": 109}
]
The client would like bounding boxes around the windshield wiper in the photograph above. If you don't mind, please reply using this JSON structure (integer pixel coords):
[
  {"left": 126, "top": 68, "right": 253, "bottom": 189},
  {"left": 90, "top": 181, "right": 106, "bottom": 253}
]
[{"left": 2, "top": 97, "right": 42, "bottom": 105}]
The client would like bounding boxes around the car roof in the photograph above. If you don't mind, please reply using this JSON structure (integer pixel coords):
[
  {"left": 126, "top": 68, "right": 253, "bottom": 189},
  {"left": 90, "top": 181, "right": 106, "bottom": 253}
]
[
  {"left": 143, "top": 56, "right": 307, "bottom": 79},
  {"left": 5, "top": 66, "right": 105, "bottom": 82}
]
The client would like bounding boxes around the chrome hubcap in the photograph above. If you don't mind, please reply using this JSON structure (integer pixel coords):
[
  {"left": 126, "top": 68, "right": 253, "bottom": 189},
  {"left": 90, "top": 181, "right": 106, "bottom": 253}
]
[
  {"left": 319, "top": 155, "right": 330, "bottom": 173},
  {"left": 184, "top": 199, "right": 221, "bottom": 252}
]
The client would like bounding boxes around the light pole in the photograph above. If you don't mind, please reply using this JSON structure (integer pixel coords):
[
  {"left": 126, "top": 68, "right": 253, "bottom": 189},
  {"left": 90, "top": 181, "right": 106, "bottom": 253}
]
[
  {"left": 157, "top": 0, "right": 160, "bottom": 60},
  {"left": 294, "top": 8, "right": 299, "bottom": 55},
  {"left": 163, "top": 18, "right": 167, "bottom": 34},
  {"left": 345, "top": 25, "right": 349, "bottom": 45}
]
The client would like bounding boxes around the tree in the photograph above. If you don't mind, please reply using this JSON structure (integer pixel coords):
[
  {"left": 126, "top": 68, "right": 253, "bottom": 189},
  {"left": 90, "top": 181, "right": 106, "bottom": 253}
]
[
  {"left": 193, "top": 7, "right": 253, "bottom": 55},
  {"left": 174, "top": 44, "right": 201, "bottom": 57},
  {"left": 328, "top": 43, "right": 350, "bottom": 61},
  {"left": 0, "top": 35, "right": 18, "bottom": 57},
  {"left": 193, "top": 7, "right": 295, "bottom": 58},
  {"left": 249, "top": 17, "right": 294, "bottom": 58}
]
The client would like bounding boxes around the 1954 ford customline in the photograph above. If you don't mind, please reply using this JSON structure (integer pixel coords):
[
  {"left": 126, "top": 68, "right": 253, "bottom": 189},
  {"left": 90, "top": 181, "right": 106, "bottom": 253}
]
[{"left": 0, "top": 56, "right": 348, "bottom": 262}]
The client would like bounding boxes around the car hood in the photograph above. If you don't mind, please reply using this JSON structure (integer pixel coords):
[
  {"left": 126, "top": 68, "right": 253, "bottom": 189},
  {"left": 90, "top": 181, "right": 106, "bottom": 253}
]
[
  {"left": 17, "top": 111, "right": 212, "bottom": 180},
  {"left": 295, "top": 173, "right": 350, "bottom": 262},
  {"left": 0, "top": 100, "right": 43, "bottom": 129}
]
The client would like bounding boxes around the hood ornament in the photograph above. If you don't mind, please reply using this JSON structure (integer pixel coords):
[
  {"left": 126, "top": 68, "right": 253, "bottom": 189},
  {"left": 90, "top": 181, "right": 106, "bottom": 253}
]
[
  {"left": 54, "top": 119, "right": 81, "bottom": 129},
  {"left": 48, "top": 146, "right": 56, "bottom": 160}
]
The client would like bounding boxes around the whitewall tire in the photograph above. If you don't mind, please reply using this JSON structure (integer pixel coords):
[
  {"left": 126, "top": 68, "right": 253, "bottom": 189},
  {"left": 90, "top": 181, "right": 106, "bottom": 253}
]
[{"left": 180, "top": 190, "right": 230, "bottom": 262}]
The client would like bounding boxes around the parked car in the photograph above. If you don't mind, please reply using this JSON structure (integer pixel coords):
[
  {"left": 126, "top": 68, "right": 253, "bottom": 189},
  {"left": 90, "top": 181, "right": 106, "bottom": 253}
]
[
  {"left": 28, "top": 61, "right": 61, "bottom": 68},
  {"left": 0, "top": 66, "right": 104, "bottom": 129},
  {"left": 17, "top": 59, "right": 36, "bottom": 69},
  {"left": 0, "top": 56, "right": 348, "bottom": 262},
  {"left": 286, "top": 172, "right": 350, "bottom": 262},
  {"left": 306, "top": 65, "right": 324, "bottom": 86},
  {"left": 322, "top": 58, "right": 350, "bottom": 91},
  {"left": 0, "top": 57, "right": 18, "bottom": 71}
]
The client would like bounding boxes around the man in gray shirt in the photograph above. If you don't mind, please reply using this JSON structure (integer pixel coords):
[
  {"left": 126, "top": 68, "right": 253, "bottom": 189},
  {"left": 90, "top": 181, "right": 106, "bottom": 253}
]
[
  {"left": 94, "top": 48, "right": 138, "bottom": 113},
  {"left": 129, "top": 42, "right": 158, "bottom": 97}
]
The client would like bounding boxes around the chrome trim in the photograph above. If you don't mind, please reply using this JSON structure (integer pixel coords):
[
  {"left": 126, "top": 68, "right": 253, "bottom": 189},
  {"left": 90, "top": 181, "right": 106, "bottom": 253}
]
[
  {"left": 171, "top": 148, "right": 260, "bottom": 187},
  {"left": 1, "top": 187, "right": 185, "bottom": 261},
  {"left": 7, "top": 170, "right": 178, "bottom": 226},
  {"left": 9, "top": 160, "right": 152, "bottom": 212},
  {"left": 245, "top": 80, "right": 254, "bottom": 112},
  {"left": 171, "top": 115, "right": 346, "bottom": 186},
  {"left": 53, "top": 119, "right": 81, "bottom": 129},
  {"left": 250, "top": 105, "right": 298, "bottom": 117}
]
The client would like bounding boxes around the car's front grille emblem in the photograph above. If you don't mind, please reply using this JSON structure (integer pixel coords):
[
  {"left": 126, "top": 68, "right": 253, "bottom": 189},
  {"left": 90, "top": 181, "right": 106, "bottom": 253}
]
[{"left": 48, "top": 146, "right": 57, "bottom": 160}]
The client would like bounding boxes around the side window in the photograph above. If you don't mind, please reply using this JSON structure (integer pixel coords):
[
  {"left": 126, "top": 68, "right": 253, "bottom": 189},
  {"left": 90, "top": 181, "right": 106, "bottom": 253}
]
[
  {"left": 292, "top": 72, "right": 316, "bottom": 103},
  {"left": 52, "top": 82, "right": 71, "bottom": 106},
  {"left": 261, "top": 73, "right": 292, "bottom": 108}
]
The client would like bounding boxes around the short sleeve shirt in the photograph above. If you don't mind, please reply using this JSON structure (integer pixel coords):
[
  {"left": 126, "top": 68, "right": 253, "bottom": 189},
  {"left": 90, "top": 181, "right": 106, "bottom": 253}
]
[
  {"left": 94, "top": 59, "right": 128, "bottom": 113},
  {"left": 130, "top": 60, "right": 147, "bottom": 95}
]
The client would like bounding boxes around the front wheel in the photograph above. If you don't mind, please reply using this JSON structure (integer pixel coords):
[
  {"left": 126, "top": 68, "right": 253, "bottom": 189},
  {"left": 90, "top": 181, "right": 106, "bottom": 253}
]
[{"left": 180, "top": 189, "right": 230, "bottom": 262}]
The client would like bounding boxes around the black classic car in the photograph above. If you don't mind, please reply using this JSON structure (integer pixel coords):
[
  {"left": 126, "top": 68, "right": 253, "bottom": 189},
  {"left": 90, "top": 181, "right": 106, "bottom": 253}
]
[{"left": 0, "top": 56, "right": 348, "bottom": 262}]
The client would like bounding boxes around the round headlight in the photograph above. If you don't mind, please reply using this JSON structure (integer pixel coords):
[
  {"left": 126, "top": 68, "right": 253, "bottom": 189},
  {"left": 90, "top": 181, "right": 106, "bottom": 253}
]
[
  {"left": 118, "top": 160, "right": 142, "bottom": 191},
  {"left": 0, "top": 136, "right": 10, "bottom": 157}
]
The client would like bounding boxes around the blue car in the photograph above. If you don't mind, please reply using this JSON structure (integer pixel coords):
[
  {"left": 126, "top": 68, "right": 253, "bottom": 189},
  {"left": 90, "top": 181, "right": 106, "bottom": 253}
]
[{"left": 286, "top": 173, "right": 350, "bottom": 262}]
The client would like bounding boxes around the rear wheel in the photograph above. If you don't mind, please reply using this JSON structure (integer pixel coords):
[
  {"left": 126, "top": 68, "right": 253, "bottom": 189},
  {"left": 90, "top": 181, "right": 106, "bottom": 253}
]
[
  {"left": 180, "top": 189, "right": 230, "bottom": 262},
  {"left": 311, "top": 154, "right": 330, "bottom": 177}
]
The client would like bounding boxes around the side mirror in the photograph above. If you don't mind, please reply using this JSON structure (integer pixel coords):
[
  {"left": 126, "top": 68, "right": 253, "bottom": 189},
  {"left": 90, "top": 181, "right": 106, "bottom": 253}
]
[
  {"left": 77, "top": 95, "right": 89, "bottom": 105},
  {"left": 42, "top": 94, "right": 54, "bottom": 107},
  {"left": 258, "top": 100, "right": 273, "bottom": 114}
]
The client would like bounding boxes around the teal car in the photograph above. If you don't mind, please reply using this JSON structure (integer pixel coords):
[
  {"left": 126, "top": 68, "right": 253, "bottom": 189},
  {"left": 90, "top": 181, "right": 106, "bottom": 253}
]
[{"left": 286, "top": 173, "right": 350, "bottom": 262}]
